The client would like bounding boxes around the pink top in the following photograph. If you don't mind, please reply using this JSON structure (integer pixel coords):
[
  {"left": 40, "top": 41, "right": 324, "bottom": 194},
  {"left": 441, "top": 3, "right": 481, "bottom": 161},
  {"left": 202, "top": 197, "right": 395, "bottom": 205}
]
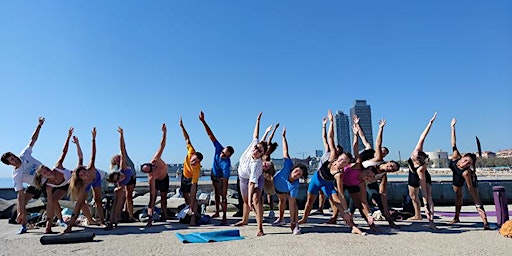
[{"left": 342, "top": 165, "right": 362, "bottom": 187}]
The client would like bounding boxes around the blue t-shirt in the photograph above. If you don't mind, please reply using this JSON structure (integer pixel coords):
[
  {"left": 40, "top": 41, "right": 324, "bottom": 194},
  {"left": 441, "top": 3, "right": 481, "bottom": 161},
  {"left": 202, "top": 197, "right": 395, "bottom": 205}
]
[
  {"left": 212, "top": 140, "right": 231, "bottom": 178},
  {"left": 274, "top": 158, "right": 300, "bottom": 197}
]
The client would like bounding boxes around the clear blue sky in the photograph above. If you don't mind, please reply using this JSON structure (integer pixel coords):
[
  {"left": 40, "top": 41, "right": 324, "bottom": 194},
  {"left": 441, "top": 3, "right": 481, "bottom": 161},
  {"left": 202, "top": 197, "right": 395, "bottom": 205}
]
[{"left": 1, "top": 1, "right": 511, "bottom": 178}]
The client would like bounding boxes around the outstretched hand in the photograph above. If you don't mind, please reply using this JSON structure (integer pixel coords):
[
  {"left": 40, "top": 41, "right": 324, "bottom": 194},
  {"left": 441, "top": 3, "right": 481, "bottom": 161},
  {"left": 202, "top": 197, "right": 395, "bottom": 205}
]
[
  {"left": 72, "top": 136, "right": 79, "bottom": 144},
  {"left": 199, "top": 111, "right": 205, "bottom": 121},
  {"left": 68, "top": 127, "right": 74, "bottom": 137},
  {"left": 379, "top": 119, "right": 386, "bottom": 128},
  {"left": 430, "top": 112, "right": 438, "bottom": 123},
  {"left": 38, "top": 117, "right": 45, "bottom": 126},
  {"left": 451, "top": 118, "right": 457, "bottom": 127}
]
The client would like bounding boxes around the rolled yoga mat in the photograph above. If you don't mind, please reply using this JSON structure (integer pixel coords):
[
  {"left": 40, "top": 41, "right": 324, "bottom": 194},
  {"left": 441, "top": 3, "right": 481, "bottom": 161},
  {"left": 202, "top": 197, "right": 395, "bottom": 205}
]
[{"left": 40, "top": 232, "right": 96, "bottom": 245}]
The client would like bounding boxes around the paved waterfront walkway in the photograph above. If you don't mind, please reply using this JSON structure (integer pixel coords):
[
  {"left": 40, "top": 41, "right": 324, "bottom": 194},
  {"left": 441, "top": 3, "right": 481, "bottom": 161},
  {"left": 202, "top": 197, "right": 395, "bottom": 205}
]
[{"left": 0, "top": 204, "right": 511, "bottom": 255}]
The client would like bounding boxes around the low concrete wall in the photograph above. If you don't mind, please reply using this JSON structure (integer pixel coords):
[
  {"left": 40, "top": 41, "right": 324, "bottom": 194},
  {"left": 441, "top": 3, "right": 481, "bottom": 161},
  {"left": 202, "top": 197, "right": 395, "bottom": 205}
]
[{"left": 2, "top": 179, "right": 511, "bottom": 209}]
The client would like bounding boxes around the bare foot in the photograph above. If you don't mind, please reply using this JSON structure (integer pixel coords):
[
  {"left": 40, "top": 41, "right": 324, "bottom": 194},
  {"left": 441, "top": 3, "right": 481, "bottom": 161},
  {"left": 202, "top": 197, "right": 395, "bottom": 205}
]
[
  {"left": 351, "top": 226, "right": 365, "bottom": 235},
  {"left": 449, "top": 218, "right": 460, "bottom": 224},
  {"left": 298, "top": 218, "right": 307, "bottom": 224},
  {"left": 220, "top": 219, "right": 228, "bottom": 226},
  {"left": 257, "top": 230, "right": 265, "bottom": 237},
  {"left": 407, "top": 216, "right": 422, "bottom": 221},
  {"left": 211, "top": 213, "right": 220, "bottom": 218},
  {"left": 145, "top": 221, "right": 153, "bottom": 228},
  {"left": 484, "top": 223, "right": 491, "bottom": 230},
  {"left": 234, "top": 220, "right": 248, "bottom": 226}
]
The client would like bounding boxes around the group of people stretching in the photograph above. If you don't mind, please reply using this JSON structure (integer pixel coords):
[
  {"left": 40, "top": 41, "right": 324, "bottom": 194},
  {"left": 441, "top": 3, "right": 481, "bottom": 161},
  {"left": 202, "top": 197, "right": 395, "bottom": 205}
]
[{"left": 2, "top": 110, "right": 489, "bottom": 236}]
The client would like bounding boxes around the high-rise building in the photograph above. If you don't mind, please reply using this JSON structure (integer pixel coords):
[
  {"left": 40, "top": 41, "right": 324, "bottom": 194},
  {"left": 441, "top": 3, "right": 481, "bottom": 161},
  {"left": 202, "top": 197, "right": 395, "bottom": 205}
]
[
  {"left": 350, "top": 100, "right": 373, "bottom": 152},
  {"left": 334, "top": 110, "right": 351, "bottom": 153}
]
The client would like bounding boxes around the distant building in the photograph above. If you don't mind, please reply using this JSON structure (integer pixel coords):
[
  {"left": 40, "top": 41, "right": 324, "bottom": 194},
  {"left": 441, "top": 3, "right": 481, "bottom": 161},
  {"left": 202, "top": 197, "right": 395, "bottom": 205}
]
[
  {"left": 350, "top": 100, "right": 373, "bottom": 151},
  {"left": 426, "top": 150, "right": 449, "bottom": 168},
  {"left": 334, "top": 110, "right": 351, "bottom": 153},
  {"left": 479, "top": 151, "right": 496, "bottom": 158},
  {"left": 496, "top": 149, "right": 512, "bottom": 158}
]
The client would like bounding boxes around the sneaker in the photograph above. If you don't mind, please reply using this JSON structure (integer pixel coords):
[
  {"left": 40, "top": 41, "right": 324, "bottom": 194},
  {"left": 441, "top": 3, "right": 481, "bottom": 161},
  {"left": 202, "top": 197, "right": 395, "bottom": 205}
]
[
  {"left": 293, "top": 226, "right": 302, "bottom": 235},
  {"left": 57, "top": 219, "right": 68, "bottom": 228},
  {"left": 272, "top": 219, "right": 286, "bottom": 226},
  {"left": 233, "top": 211, "right": 243, "bottom": 217},
  {"left": 16, "top": 225, "right": 27, "bottom": 235},
  {"left": 267, "top": 210, "right": 275, "bottom": 219}
]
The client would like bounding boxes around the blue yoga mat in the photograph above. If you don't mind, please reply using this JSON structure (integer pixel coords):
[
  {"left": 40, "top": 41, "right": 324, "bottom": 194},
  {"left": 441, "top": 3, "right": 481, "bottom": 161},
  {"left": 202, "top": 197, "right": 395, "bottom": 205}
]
[{"left": 175, "top": 229, "right": 244, "bottom": 243}]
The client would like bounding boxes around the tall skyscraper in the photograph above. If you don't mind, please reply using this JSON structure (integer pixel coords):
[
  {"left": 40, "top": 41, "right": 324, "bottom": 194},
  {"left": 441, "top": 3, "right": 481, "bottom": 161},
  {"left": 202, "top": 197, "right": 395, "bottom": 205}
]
[
  {"left": 350, "top": 100, "right": 373, "bottom": 152},
  {"left": 334, "top": 110, "right": 351, "bottom": 153}
]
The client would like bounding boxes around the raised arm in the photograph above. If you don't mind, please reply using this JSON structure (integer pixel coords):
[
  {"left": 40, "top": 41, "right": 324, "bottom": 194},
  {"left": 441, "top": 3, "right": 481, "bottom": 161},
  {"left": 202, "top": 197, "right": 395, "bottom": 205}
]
[
  {"left": 327, "top": 110, "right": 337, "bottom": 161},
  {"left": 261, "top": 125, "right": 272, "bottom": 142},
  {"left": 321, "top": 117, "right": 329, "bottom": 152},
  {"left": 88, "top": 127, "right": 96, "bottom": 170},
  {"left": 352, "top": 123, "right": 361, "bottom": 163},
  {"left": 153, "top": 123, "right": 167, "bottom": 160},
  {"left": 179, "top": 117, "right": 191, "bottom": 145},
  {"left": 29, "top": 117, "right": 45, "bottom": 148},
  {"left": 118, "top": 127, "right": 128, "bottom": 170},
  {"left": 373, "top": 119, "right": 386, "bottom": 161},
  {"left": 267, "top": 123, "right": 279, "bottom": 144},
  {"left": 72, "top": 136, "right": 83, "bottom": 166},
  {"left": 282, "top": 127, "right": 289, "bottom": 159},
  {"left": 353, "top": 115, "right": 372, "bottom": 150},
  {"left": 55, "top": 127, "right": 74, "bottom": 169},
  {"left": 414, "top": 112, "right": 437, "bottom": 152},
  {"left": 451, "top": 118, "right": 461, "bottom": 159},
  {"left": 253, "top": 112, "right": 262, "bottom": 140},
  {"left": 199, "top": 111, "right": 217, "bottom": 142}
]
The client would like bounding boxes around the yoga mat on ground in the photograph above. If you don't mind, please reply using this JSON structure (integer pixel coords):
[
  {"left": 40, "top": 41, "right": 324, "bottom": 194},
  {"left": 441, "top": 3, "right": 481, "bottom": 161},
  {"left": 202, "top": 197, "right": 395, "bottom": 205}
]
[
  {"left": 175, "top": 229, "right": 244, "bottom": 243},
  {"left": 40, "top": 232, "right": 95, "bottom": 245}
]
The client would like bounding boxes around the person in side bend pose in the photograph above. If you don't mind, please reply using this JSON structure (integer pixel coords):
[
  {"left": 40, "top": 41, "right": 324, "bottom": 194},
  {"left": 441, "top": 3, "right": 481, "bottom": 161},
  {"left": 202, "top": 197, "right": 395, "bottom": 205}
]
[
  {"left": 33, "top": 127, "right": 74, "bottom": 233},
  {"left": 316, "top": 116, "right": 344, "bottom": 224},
  {"left": 407, "top": 112, "right": 437, "bottom": 229},
  {"left": 339, "top": 123, "right": 380, "bottom": 232},
  {"left": 110, "top": 131, "right": 137, "bottom": 223},
  {"left": 353, "top": 116, "right": 399, "bottom": 229},
  {"left": 140, "top": 123, "right": 170, "bottom": 227},
  {"left": 449, "top": 118, "right": 489, "bottom": 229},
  {"left": 272, "top": 126, "right": 308, "bottom": 234},
  {"left": 63, "top": 127, "right": 106, "bottom": 233},
  {"left": 234, "top": 112, "right": 267, "bottom": 237},
  {"left": 1, "top": 117, "right": 46, "bottom": 234},
  {"left": 261, "top": 123, "right": 279, "bottom": 221},
  {"left": 179, "top": 117, "right": 204, "bottom": 226},
  {"left": 298, "top": 110, "right": 363, "bottom": 235},
  {"left": 105, "top": 127, "right": 133, "bottom": 230},
  {"left": 70, "top": 135, "right": 96, "bottom": 225},
  {"left": 199, "top": 111, "right": 234, "bottom": 225}
]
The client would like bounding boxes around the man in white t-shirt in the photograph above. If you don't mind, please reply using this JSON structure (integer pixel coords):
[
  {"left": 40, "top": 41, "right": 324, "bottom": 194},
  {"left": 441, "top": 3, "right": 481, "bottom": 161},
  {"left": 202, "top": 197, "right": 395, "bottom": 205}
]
[{"left": 1, "top": 117, "right": 45, "bottom": 234}]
